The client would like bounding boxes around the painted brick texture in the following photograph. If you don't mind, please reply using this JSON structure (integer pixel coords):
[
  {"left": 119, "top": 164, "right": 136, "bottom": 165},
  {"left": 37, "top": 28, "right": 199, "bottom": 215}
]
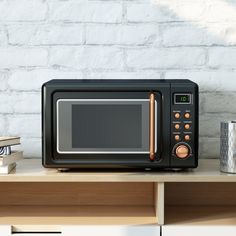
[{"left": 0, "top": 0, "right": 235, "bottom": 158}]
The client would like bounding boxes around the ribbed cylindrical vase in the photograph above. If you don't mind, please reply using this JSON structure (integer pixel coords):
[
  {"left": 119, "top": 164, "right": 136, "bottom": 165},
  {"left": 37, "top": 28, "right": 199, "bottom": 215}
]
[{"left": 220, "top": 121, "right": 236, "bottom": 173}]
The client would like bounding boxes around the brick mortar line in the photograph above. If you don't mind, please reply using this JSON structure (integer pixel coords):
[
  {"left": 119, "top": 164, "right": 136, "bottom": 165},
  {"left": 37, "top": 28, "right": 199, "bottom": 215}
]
[{"left": 2, "top": 68, "right": 236, "bottom": 73}]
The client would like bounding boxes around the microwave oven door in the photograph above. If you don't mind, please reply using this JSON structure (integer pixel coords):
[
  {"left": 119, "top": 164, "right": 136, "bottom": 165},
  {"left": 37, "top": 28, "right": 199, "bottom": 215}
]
[{"left": 53, "top": 92, "right": 161, "bottom": 164}]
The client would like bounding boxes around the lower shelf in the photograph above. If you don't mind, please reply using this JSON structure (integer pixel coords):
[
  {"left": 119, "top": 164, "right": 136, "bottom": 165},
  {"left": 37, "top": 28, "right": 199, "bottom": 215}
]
[
  {"left": 166, "top": 206, "right": 236, "bottom": 225},
  {"left": 0, "top": 205, "right": 157, "bottom": 232}
]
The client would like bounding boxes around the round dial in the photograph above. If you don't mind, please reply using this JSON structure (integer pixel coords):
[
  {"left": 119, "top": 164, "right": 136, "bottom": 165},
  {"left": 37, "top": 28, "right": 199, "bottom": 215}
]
[{"left": 175, "top": 144, "right": 190, "bottom": 159}]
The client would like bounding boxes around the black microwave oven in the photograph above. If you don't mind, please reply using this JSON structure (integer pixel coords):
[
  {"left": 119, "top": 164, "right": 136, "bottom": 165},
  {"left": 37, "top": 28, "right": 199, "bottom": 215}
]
[{"left": 42, "top": 79, "right": 198, "bottom": 170}]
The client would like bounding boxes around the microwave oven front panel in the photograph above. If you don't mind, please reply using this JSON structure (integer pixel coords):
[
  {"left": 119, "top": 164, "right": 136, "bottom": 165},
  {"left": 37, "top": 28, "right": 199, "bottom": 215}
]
[
  {"left": 57, "top": 99, "right": 155, "bottom": 154},
  {"left": 52, "top": 91, "right": 162, "bottom": 164}
]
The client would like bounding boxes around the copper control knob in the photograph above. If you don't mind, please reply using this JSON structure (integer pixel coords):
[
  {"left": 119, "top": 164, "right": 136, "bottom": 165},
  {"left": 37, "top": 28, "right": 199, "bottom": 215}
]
[
  {"left": 175, "top": 145, "right": 189, "bottom": 159},
  {"left": 175, "top": 113, "right": 180, "bottom": 119},
  {"left": 175, "top": 135, "right": 180, "bottom": 141},
  {"left": 184, "top": 135, "right": 190, "bottom": 141},
  {"left": 184, "top": 124, "right": 190, "bottom": 130},
  {"left": 184, "top": 113, "right": 190, "bottom": 119},
  {"left": 175, "top": 124, "right": 180, "bottom": 130}
]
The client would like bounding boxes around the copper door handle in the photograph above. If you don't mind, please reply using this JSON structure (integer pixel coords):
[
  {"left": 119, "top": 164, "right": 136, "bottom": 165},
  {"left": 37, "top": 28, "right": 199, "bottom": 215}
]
[{"left": 149, "top": 93, "right": 155, "bottom": 161}]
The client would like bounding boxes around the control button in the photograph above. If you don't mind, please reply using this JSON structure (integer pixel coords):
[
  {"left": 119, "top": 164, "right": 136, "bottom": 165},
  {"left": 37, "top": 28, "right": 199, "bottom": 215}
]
[
  {"left": 184, "top": 113, "right": 190, "bottom": 119},
  {"left": 174, "top": 135, "right": 180, "bottom": 141},
  {"left": 175, "top": 113, "right": 180, "bottom": 119},
  {"left": 175, "top": 145, "right": 189, "bottom": 159},
  {"left": 175, "top": 124, "right": 180, "bottom": 130},
  {"left": 184, "top": 124, "right": 190, "bottom": 130},
  {"left": 184, "top": 135, "right": 190, "bottom": 141}
]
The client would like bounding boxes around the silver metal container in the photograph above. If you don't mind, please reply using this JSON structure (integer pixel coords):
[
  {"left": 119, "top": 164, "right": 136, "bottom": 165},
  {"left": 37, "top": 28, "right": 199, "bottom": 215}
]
[{"left": 220, "top": 121, "right": 236, "bottom": 173}]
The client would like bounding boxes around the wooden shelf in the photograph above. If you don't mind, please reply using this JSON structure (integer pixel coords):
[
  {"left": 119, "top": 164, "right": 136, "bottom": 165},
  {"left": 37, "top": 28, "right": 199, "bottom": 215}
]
[
  {"left": 10, "top": 206, "right": 236, "bottom": 232},
  {"left": 166, "top": 206, "right": 236, "bottom": 226},
  {"left": 0, "top": 205, "right": 157, "bottom": 232},
  {"left": 0, "top": 158, "right": 234, "bottom": 183},
  {"left": 0, "top": 158, "right": 236, "bottom": 233}
]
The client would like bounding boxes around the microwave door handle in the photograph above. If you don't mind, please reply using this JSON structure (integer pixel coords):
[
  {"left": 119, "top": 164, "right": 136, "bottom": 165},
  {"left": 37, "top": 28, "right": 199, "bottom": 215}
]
[{"left": 149, "top": 93, "right": 155, "bottom": 161}]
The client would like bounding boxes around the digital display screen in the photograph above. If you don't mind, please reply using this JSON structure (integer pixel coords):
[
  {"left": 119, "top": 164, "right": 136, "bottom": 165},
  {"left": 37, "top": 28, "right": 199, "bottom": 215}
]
[{"left": 174, "top": 94, "right": 192, "bottom": 104}]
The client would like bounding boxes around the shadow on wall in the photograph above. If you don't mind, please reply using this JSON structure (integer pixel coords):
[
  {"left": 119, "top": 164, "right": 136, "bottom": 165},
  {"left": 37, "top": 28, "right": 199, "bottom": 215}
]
[{"left": 149, "top": 0, "right": 236, "bottom": 158}]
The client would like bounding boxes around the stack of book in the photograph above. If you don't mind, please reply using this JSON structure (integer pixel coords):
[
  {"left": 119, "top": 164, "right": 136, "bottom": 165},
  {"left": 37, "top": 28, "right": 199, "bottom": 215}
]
[{"left": 0, "top": 137, "right": 23, "bottom": 174}]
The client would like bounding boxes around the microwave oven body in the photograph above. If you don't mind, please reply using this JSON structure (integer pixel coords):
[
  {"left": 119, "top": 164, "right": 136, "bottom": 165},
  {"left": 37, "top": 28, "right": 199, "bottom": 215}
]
[{"left": 42, "top": 79, "right": 198, "bottom": 169}]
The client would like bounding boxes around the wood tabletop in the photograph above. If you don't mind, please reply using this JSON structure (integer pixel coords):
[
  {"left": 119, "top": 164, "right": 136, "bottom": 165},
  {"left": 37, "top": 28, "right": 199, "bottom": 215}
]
[{"left": 0, "top": 158, "right": 235, "bottom": 182}]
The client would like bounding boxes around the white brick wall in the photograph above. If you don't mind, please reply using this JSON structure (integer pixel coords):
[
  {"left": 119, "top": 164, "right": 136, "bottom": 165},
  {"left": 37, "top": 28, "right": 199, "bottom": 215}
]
[
  {"left": 48, "top": 1, "right": 122, "bottom": 23},
  {"left": 86, "top": 24, "right": 160, "bottom": 45},
  {"left": 0, "top": 0, "right": 235, "bottom": 158},
  {"left": 126, "top": 47, "right": 206, "bottom": 68},
  {"left": 8, "top": 24, "right": 85, "bottom": 45},
  {"left": 49, "top": 46, "right": 124, "bottom": 69},
  {"left": 0, "top": 0, "right": 47, "bottom": 21}
]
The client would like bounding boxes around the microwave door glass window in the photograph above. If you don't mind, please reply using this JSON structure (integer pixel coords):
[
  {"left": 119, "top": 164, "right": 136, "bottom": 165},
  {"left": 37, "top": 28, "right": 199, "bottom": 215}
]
[
  {"left": 57, "top": 100, "right": 150, "bottom": 154},
  {"left": 72, "top": 105, "right": 142, "bottom": 149}
]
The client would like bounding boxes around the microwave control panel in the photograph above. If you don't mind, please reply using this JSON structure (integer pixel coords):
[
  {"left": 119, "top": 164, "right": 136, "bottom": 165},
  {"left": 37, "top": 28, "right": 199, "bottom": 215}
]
[{"left": 170, "top": 89, "right": 198, "bottom": 168}]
